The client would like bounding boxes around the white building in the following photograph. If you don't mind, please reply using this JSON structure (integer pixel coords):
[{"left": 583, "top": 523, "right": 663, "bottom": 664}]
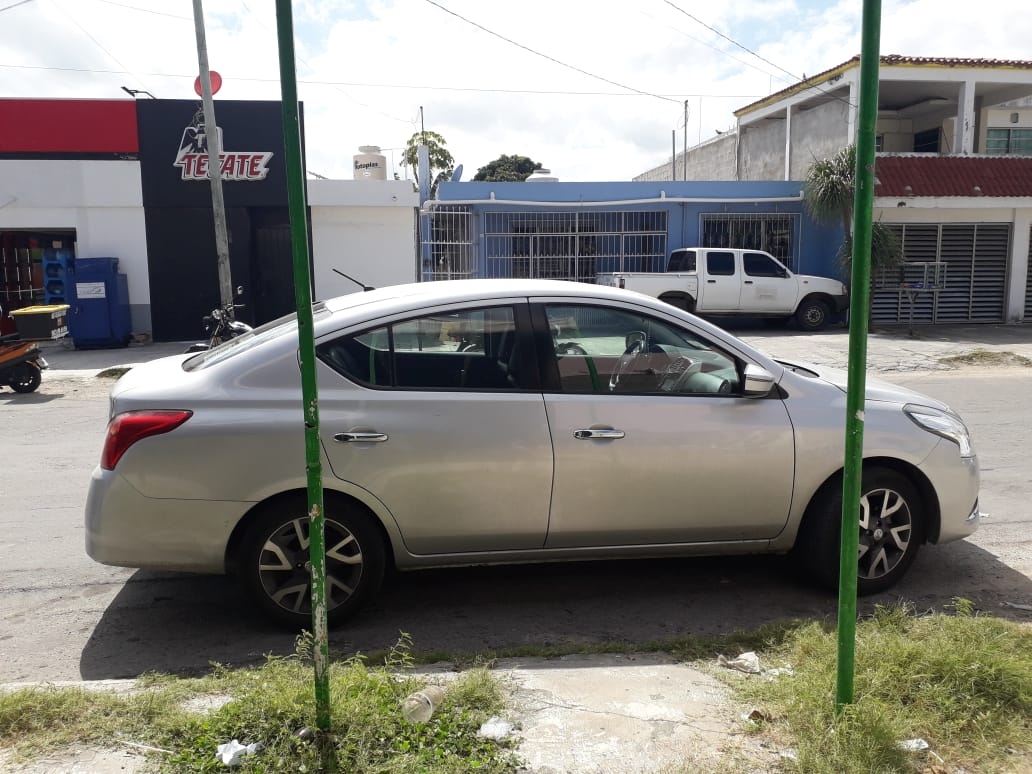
[{"left": 636, "top": 56, "right": 1032, "bottom": 324}]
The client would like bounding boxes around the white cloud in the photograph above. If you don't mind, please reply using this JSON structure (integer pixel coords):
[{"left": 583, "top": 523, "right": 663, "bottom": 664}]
[{"left": 2, "top": 0, "right": 1032, "bottom": 181}]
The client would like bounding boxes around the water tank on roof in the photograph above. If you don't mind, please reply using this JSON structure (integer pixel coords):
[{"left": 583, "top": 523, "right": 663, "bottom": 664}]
[
  {"left": 353, "top": 145, "right": 387, "bottom": 180},
  {"left": 526, "top": 167, "right": 558, "bottom": 182}
]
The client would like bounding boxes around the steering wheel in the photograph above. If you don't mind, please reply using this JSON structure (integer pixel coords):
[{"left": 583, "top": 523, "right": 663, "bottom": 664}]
[
  {"left": 609, "top": 338, "right": 646, "bottom": 391},
  {"left": 657, "top": 355, "right": 701, "bottom": 392},
  {"left": 556, "top": 342, "right": 588, "bottom": 356}
]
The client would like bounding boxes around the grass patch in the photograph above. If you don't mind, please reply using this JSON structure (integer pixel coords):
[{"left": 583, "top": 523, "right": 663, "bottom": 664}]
[
  {"left": 939, "top": 349, "right": 1032, "bottom": 368},
  {"left": 0, "top": 635, "right": 518, "bottom": 773},
  {"left": 731, "top": 601, "right": 1032, "bottom": 773},
  {"left": 96, "top": 366, "right": 131, "bottom": 379}
]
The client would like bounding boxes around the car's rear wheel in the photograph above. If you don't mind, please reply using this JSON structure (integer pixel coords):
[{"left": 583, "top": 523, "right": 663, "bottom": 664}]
[
  {"left": 796, "top": 468, "right": 925, "bottom": 595},
  {"left": 238, "top": 496, "right": 385, "bottom": 628}
]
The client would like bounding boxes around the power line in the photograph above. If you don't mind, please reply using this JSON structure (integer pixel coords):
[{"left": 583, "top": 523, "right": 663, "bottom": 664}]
[
  {"left": 238, "top": 0, "right": 412, "bottom": 125},
  {"left": 424, "top": 0, "right": 679, "bottom": 104},
  {"left": 92, "top": 0, "right": 191, "bottom": 20},
  {"left": 661, "top": 0, "right": 855, "bottom": 108},
  {"left": 0, "top": 0, "right": 33, "bottom": 13},
  {"left": 52, "top": 0, "right": 153, "bottom": 93},
  {"left": 0, "top": 62, "right": 764, "bottom": 100}
]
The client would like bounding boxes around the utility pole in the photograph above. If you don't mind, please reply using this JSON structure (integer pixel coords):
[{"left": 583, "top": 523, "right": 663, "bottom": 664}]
[
  {"left": 191, "top": 0, "right": 234, "bottom": 315},
  {"left": 683, "top": 100, "right": 689, "bottom": 181}
]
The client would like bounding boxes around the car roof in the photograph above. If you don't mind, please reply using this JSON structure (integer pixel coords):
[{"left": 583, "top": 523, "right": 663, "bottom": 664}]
[{"left": 321, "top": 278, "right": 647, "bottom": 314}]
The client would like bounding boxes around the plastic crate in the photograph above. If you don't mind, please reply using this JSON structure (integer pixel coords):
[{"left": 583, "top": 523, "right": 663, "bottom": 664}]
[{"left": 9, "top": 304, "right": 70, "bottom": 340}]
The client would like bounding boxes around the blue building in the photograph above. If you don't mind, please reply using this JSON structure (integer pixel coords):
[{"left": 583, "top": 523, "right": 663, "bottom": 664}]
[{"left": 422, "top": 180, "right": 843, "bottom": 285}]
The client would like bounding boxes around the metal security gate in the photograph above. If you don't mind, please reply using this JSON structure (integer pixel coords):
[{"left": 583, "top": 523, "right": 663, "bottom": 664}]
[
  {"left": 872, "top": 223, "right": 1010, "bottom": 324},
  {"left": 421, "top": 206, "right": 475, "bottom": 281},
  {"left": 483, "top": 210, "right": 667, "bottom": 283},
  {"left": 700, "top": 213, "right": 798, "bottom": 268}
]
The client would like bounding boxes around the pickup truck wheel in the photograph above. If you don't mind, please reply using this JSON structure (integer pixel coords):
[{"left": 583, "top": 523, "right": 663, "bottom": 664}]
[
  {"left": 795, "top": 298, "right": 830, "bottom": 331},
  {"left": 794, "top": 468, "right": 925, "bottom": 595}
]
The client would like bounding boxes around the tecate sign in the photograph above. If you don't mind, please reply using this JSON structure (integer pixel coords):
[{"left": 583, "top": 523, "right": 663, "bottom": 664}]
[{"left": 174, "top": 112, "right": 272, "bottom": 182}]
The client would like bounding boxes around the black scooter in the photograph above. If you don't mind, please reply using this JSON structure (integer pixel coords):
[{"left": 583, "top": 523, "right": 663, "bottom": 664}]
[{"left": 0, "top": 333, "right": 47, "bottom": 393}]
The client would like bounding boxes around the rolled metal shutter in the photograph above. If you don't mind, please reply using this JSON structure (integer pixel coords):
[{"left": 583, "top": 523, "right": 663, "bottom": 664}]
[
  {"left": 872, "top": 223, "right": 1009, "bottom": 324},
  {"left": 1025, "top": 225, "right": 1032, "bottom": 320}
]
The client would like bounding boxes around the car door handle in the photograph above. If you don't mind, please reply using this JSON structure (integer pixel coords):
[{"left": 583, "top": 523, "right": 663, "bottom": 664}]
[
  {"left": 333, "top": 432, "right": 388, "bottom": 443},
  {"left": 706, "top": 279, "right": 717, "bottom": 283},
  {"left": 744, "top": 280, "right": 754, "bottom": 284},
  {"left": 573, "top": 428, "right": 625, "bottom": 440}
]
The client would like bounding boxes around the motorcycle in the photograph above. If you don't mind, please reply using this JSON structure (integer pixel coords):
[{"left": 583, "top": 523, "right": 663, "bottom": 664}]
[
  {"left": 0, "top": 333, "right": 48, "bottom": 393},
  {"left": 185, "top": 291, "right": 253, "bottom": 353}
]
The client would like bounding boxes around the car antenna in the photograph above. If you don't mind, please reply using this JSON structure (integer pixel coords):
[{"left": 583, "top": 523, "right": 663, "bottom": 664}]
[{"left": 332, "top": 268, "right": 375, "bottom": 291}]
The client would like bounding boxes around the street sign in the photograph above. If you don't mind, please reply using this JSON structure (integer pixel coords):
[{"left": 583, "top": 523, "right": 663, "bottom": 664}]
[{"left": 194, "top": 70, "right": 223, "bottom": 96}]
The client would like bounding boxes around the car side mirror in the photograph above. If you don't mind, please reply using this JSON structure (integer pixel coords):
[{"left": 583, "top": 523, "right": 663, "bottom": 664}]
[{"left": 742, "top": 363, "right": 776, "bottom": 397}]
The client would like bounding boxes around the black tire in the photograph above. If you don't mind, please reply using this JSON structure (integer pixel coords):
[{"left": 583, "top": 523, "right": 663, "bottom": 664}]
[
  {"left": 238, "top": 495, "right": 386, "bottom": 629},
  {"left": 794, "top": 468, "right": 925, "bottom": 595},
  {"left": 794, "top": 297, "right": 830, "bottom": 331},
  {"left": 9, "top": 364, "right": 41, "bottom": 393}
]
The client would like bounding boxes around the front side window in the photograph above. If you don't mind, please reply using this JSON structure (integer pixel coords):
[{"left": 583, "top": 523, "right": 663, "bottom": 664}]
[
  {"left": 318, "top": 306, "right": 521, "bottom": 390},
  {"left": 545, "top": 304, "right": 740, "bottom": 395},
  {"left": 743, "top": 252, "right": 786, "bottom": 277}
]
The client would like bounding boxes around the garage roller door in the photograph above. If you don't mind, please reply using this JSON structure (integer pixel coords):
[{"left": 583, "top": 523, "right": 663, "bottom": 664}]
[{"left": 872, "top": 223, "right": 1009, "bottom": 324}]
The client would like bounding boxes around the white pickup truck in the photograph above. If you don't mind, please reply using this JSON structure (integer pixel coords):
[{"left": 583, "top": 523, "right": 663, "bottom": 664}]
[{"left": 596, "top": 247, "right": 848, "bottom": 331}]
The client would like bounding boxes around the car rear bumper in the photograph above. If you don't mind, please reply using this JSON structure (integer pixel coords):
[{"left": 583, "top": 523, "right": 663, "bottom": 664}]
[{"left": 85, "top": 466, "right": 248, "bottom": 574}]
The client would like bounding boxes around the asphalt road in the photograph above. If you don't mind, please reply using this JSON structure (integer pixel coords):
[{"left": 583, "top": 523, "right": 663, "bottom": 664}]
[{"left": 0, "top": 365, "right": 1029, "bottom": 683}]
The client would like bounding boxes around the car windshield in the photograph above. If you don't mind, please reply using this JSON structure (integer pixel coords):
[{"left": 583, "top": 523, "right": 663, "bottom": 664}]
[{"left": 182, "top": 303, "right": 331, "bottom": 371}]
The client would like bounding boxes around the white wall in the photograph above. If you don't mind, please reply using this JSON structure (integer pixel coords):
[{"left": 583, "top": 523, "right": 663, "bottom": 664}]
[
  {"left": 0, "top": 159, "right": 152, "bottom": 332},
  {"left": 308, "top": 180, "right": 418, "bottom": 299}
]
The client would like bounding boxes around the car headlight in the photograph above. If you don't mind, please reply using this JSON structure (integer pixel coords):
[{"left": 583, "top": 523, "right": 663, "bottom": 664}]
[{"left": 904, "top": 405, "right": 975, "bottom": 458}]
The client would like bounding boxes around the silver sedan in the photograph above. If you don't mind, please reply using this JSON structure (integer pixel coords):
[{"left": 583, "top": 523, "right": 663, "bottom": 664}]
[{"left": 85, "top": 279, "right": 980, "bottom": 627}]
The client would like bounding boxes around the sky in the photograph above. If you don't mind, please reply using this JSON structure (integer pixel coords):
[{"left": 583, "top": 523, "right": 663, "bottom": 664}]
[{"left": 2, "top": 0, "right": 1032, "bottom": 182}]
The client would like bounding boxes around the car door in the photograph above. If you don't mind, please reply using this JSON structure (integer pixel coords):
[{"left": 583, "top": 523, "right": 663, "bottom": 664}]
[
  {"left": 315, "top": 302, "right": 554, "bottom": 555},
  {"left": 698, "top": 250, "right": 742, "bottom": 311},
  {"left": 738, "top": 251, "right": 797, "bottom": 314},
  {"left": 535, "top": 300, "right": 795, "bottom": 548}
]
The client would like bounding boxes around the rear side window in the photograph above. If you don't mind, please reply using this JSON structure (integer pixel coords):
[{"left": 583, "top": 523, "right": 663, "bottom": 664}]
[
  {"left": 706, "top": 251, "right": 735, "bottom": 276},
  {"left": 667, "top": 250, "right": 696, "bottom": 272},
  {"left": 317, "top": 306, "right": 523, "bottom": 391}
]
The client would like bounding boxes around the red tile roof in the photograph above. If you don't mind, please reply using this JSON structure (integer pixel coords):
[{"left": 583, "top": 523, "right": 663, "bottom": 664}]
[{"left": 874, "top": 155, "right": 1032, "bottom": 197}]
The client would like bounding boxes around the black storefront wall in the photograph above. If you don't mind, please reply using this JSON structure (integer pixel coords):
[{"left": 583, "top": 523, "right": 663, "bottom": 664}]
[{"left": 136, "top": 99, "right": 308, "bottom": 341}]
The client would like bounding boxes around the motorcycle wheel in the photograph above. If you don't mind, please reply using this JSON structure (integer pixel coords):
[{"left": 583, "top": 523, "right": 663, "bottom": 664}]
[{"left": 9, "top": 364, "right": 42, "bottom": 393}]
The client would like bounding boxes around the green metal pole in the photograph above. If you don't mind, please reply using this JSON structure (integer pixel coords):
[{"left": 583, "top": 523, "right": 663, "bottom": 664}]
[
  {"left": 273, "top": 0, "right": 331, "bottom": 729},
  {"left": 836, "top": 0, "right": 882, "bottom": 710}
]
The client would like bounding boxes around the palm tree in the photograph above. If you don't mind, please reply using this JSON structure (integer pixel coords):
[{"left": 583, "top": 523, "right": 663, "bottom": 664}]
[{"left": 804, "top": 144, "right": 903, "bottom": 278}]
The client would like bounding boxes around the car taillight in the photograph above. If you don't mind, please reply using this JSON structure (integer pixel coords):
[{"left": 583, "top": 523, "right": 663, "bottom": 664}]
[
  {"left": 618, "top": 277, "right": 625, "bottom": 289},
  {"left": 101, "top": 410, "right": 193, "bottom": 470}
]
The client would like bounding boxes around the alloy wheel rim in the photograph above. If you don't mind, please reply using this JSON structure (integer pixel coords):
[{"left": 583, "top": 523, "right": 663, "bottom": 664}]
[
  {"left": 857, "top": 487, "right": 912, "bottom": 579},
  {"left": 257, "top": 517, "right": 364, "bottom": 615}
]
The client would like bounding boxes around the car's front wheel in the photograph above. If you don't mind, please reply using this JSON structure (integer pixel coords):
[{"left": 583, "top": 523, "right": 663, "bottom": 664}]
[
  {"left": 238, "top": 496, "right": 386, "bottom": 628},
  {"left": 796, "top": 468, "right": 925, "bottom": 595},
  {"left": 794, "top": 297, "right": 830, "bottom": 331}
]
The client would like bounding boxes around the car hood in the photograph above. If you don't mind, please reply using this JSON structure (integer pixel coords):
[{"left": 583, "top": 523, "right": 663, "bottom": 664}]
[{"left": 776, "top": 359, "right": 953, "bottom": 413}]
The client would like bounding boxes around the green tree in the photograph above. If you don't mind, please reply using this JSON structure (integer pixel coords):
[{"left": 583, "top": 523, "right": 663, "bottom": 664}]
[
  {"left": 804, "top": 144, "right": 903, "bottom": 277},
  {"left": 473, "top": 154, "right": 543, "bottom": 182},
  {"left": 402, "top": 130, "right": 454, "bottom": 197}
]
